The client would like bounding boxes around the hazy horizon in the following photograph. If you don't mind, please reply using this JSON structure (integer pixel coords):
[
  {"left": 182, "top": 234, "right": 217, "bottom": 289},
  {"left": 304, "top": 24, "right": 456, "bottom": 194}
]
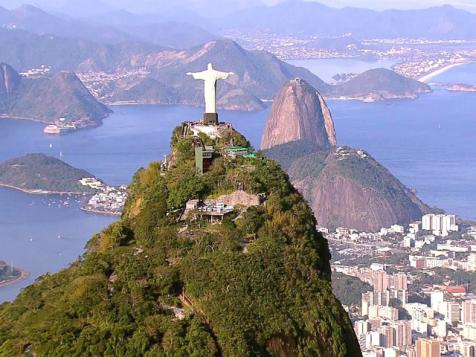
[{"left": 1, "top": 0, "right": 476, "bottom": 17}]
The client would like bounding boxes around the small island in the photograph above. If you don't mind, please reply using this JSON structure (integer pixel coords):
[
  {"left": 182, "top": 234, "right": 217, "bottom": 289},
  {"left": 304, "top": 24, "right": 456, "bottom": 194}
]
[
  {"left": 445, "top": 83, "right": 476, "bottom": 92},
  {"left": 330, "top": 68, "right": 432, "bottom": 102},
  {"left": 0, "top": 154, "right": 127, "bottom": 215}
]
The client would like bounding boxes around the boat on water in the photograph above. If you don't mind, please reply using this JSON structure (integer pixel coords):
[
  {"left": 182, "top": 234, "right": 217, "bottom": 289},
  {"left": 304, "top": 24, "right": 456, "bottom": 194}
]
[
  {"left": 43, "top": 124, "right": 61, "bottom": 135},
  {"left": 43, "top": 118, "right": 76, "bottom": 135}
]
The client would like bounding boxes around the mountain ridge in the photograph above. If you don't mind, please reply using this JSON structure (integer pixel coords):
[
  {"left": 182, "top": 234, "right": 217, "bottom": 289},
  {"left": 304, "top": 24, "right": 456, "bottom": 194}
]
[{"left": 217, "top": 1, "right": 476, "bottom": 40}]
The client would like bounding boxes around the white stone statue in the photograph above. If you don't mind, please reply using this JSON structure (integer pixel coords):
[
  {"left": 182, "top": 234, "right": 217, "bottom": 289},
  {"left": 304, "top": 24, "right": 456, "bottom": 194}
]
[{"left": 187, "top": 63, "right": 234, "bottom": 114}]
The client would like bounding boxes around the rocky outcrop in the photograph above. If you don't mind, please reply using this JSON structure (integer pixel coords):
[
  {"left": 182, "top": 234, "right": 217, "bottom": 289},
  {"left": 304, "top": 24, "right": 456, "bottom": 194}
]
[
  {"left": 206, "top": 190, "right": 261, "bottom": 208},
  {"left": 261, "top": 78, "right": 337, "bottom": 150}
]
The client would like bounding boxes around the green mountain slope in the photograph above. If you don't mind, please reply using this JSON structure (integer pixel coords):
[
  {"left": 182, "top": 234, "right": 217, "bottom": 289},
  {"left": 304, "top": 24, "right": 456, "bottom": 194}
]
[
  {"left": 0, "top": 154, "right": 96, "bottom": 194},
  {"left": 0, "top": 63, "right": 111, "bottom": 127},
  {"left": 266, "top": 141, "right": 430, "bottom": 232},
  {"left": 0, "top": 125, "right": 361, "bottom": 356}
]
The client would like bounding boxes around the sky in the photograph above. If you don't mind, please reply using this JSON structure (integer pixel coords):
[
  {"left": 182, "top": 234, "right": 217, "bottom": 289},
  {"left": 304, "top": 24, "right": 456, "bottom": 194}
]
[
  {"left": 309, "top": 0, "right": 476, "bottom": 12},
  {"left": 1, "top": 0, "right": 476, "bottom": 15}
]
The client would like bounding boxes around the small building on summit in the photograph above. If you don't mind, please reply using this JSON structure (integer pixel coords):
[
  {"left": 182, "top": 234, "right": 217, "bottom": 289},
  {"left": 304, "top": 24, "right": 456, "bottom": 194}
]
[
  {"left": 223, "top": 147, "right": 250, "bottom": 159},
  {"left": 195, "top": 144, "right": 215, "bottom": 175}
]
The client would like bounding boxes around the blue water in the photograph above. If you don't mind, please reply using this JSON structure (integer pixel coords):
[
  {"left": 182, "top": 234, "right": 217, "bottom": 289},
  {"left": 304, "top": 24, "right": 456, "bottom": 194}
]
[
  {"left": 430, "top": 62, "right": 476, "bottom": 85},
  {"left": 0, "top": 60, "right": 475, "bottom": 302},
  {"left": 330, "top": 90, "right": 476, "bottom": 217},
  {"left": 0, "top": 189, "right": 115, "bottom": 301},
  {"left": 0, "top": 106, "right": 268, "bottom": 185}
]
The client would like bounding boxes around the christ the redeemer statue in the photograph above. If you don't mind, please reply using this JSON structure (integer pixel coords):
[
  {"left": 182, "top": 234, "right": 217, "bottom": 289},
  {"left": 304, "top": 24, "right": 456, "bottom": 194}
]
[{"left": 187, "top": 63, "right": 234, "bottom": 125}]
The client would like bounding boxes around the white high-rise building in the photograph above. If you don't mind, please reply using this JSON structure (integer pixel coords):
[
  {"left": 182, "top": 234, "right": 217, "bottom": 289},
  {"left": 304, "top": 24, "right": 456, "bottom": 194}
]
[
  {"left": 431, "top": 290, "right": 444, "bottom": 311},
  {"left": 422, "top": 214, "right": 434, "bottom": 231},
  {"left": 469, "top": 254, "right": 476, "bottom": 272},
  {"left": 422, "top": 214, "right": 458, "bottom": 236},
  {"left": 355, "top": 320, "right": 370, "bottom": 336}
]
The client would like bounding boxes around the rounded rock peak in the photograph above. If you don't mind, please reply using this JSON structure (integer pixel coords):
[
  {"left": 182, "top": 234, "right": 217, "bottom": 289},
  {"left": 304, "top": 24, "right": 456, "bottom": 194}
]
[{"left": 261, "top": 79, "right": 337, "bottom": 150}]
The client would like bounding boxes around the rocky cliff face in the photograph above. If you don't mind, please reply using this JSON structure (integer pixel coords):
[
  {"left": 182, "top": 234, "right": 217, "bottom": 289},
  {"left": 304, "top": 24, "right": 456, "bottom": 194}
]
[
  {"left": 263, "top": 80, "right": 430, "bottom": 232},
  {"left": 261, "top": 78, "right": 337, "bottom": 150}
]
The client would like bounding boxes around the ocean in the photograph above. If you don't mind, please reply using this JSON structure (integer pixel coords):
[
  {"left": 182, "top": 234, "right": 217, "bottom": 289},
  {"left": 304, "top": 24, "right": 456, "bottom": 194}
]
[{"left": 0, "top": 59, "right": 475, "bottom": 302}]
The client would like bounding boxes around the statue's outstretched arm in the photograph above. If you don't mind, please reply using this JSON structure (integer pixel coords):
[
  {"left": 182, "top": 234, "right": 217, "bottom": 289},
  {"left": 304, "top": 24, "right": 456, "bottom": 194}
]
[
  {"left": 216, "top": 71, "right": 235, "bottom": 80},
  {"left": 186, "top": 71, "right": 208, "bottom": 80}
]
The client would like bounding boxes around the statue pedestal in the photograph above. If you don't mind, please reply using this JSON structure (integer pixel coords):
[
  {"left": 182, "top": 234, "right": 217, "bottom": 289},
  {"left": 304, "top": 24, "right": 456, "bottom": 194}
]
[{"left": 203, "top": 113, "right": 218, "bottom": 125}]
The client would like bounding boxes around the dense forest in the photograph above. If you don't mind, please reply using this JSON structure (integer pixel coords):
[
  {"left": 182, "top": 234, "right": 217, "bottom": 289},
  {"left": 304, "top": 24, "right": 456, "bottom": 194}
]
[
  {"left": 332, "top": 272, "right": 372, "bottom": 307},
  {"left": 0, "top": 124, "right": 361, "bottom": 356}
]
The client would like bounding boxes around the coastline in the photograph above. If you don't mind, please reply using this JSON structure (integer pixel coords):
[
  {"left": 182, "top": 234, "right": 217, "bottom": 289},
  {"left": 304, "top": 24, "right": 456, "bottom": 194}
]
[
  {"left": 419, "top": 62, "right": 472, "bottom": 83},
  {"left": 80, "top": 207, "right": 122, "bottom": 216},
  {"left": 0, "top": 183, "right": 89, "bottom": 196},
  {"left": 0, "top": 269, "right": 30, "bottom": 289}
]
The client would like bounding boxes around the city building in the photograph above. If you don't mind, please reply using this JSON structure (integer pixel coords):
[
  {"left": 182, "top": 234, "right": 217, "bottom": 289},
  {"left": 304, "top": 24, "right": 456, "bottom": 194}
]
[
  {"left": 195, "top": 144, "right": 215, "bottom": 175},
  {"left": 416, "top": 338, "right": 440, "bottom": 357},
  {"left": 463, "top": 300, "right": 476, "bottom": 325},
  {"left": 422, "top": 214, "right": 458, "bottom": 236}
]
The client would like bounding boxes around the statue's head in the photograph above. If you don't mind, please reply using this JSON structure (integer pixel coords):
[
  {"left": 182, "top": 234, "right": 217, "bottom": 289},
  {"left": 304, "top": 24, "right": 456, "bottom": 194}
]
[{"left": 208, "top": 63, "right": 213, "bottom": 70}]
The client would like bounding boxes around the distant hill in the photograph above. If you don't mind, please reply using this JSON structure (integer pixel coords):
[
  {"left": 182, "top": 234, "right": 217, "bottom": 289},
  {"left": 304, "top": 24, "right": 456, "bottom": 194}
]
[
  {"left": 263, "top": 80, "right": 430, "bottom": 232},
  {"left": 0, "top": 30, "right": 431, "bottom": 110},
  {"left": 148, "top": 39, "right": 331, "bottom": 106},
  {"left": 0, "top": 5, "right": 219, "bottom": 49},
  {"left": 0, "top": 28, "right": 161, "bottom": 72},
  {"left": 0, "top": 154, "right": 96, "bottom": 194},
  {"left": 98, "top": 39, "right": 331, "bottom": 109},
  {"left": 0, "top": 4, "right": 133, "bottom": 44},
  {"left": 217, "top": 1, "right": 476, "bottom": 40},
  {"left": 331, "top": 68, "right": 431, "bottom": 101},
  {"left": 0, "top": 63, "right": 111, "bottom": 127},
  {"left": 120, "top": 22, "right": 219, "bottom": 49}
]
